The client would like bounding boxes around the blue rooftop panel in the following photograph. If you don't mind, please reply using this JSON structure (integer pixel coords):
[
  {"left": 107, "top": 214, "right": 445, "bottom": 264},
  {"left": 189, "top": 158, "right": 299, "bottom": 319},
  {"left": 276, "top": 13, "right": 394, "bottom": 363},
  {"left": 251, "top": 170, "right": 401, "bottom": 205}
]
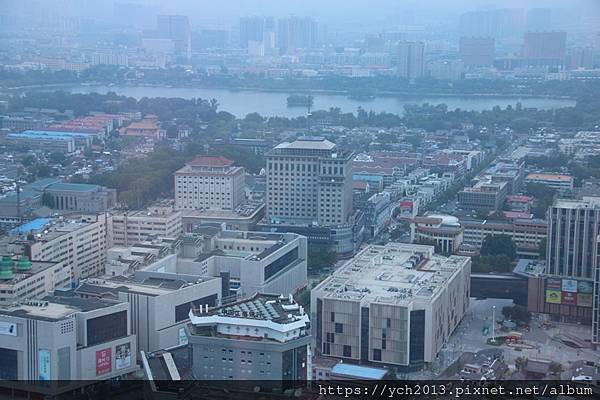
[
  {"left": 21, "top": 130, "right": 93, "bottom": 138},
  {"left": 10, "top": 218, "right": 51, "bottom": 234},
  {"left": 331, "top": 363, "right": 388, "bottom": 379}
]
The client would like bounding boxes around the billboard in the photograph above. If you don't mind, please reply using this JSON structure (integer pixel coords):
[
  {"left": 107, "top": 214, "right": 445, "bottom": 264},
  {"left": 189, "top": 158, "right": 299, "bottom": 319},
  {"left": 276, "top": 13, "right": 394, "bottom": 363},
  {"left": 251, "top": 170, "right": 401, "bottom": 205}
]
[
  {"left": 578, "top": 293, "right": 593, "bottom": 307},
  {"left": 562, "top": 279, "right": 578, "bottom": 293},
  {"left": 546, "top": 278, "right": 562, "bottom": 289},
  {"left": 0, "top": 321, "right": 17, "bottom": 336},
  {"left": 178, "top": 327, "right": 188, "bottom": 345},
  {"left": 545, "top": 289, "right": 562, "bottom": 304},
  {"left": 115, "top": 343, "right": 131, "bottom": 370},
  {"left": 96, "top": 348, "right": 112, "bottom": 376},
  {"left": 578, "top": 281, "right": 593, "bottom": 294},
  {"left": 38, "top": 349, "right": 51, "bottom": 380},
  {"left": 562, "top": 292, "right": 577, "bottom": 305}
]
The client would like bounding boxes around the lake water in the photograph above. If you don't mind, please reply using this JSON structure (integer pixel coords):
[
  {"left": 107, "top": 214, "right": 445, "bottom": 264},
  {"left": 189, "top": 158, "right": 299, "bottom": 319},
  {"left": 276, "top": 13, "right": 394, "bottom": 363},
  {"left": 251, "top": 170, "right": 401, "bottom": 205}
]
[{"left": 68, "top": 84, "right": 576, "bottom": 118}]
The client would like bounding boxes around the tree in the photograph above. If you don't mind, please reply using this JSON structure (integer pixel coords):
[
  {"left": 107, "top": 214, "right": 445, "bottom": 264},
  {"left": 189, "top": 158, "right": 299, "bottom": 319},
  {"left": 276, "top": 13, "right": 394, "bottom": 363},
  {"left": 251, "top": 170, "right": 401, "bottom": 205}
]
[
  {"left": 538, "top": 237, "right": 547, "bottom": 260},
  {"left": 481, "top": 234, "right": 517, "bottom": 260},
  {"left": 307, "top": 249, "right": 336, "bottom": 274},
  {"left": 549, "top": 362, "right": 562, "bottom": 375}
]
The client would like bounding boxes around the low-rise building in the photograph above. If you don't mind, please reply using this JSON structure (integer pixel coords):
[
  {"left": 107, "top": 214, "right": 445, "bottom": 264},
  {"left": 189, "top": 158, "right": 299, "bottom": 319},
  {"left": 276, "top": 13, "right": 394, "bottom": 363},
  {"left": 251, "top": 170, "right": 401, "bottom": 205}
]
[
  {"left": 311, "top": 243, "right": 470, "bottom": 370},
  {"left": 411, "top": 215, "right": 464, "bottom": 254},
  {"left": 181, "top": 202, "right": 265, "bottom": 231},
  {"left": 525, "top": 173, "right": 574, "bottom": 192},
  {"left": 0, "top": 296, "right": 137, "bottom": 381},
  {"left": 0, "top": 256, "right": 70, "bottom": 305},
  {"left": 458, "top": 180, "right": 508, "bottom": 211},
  {"left": 186, "top": 293, "right": 311, "bottom": 380}
]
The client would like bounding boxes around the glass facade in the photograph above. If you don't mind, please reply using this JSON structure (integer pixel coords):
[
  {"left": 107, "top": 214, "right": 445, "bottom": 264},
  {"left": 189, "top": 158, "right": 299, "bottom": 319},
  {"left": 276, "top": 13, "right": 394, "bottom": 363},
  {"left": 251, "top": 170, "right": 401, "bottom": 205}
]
[{"left": 86, "top": 311, "right": 127, "bottom": 346}]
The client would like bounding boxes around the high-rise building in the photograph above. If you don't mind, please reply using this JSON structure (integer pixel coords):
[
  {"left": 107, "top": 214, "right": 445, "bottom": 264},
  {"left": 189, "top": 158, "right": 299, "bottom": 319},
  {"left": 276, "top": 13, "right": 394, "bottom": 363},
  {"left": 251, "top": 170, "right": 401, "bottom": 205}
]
[
  {"left": 186, "top": 293, "right": 311, "bottom": 380},
  {"left": 522, "top": 31, "right": 567, "bottom": 66},
  {"left": 239, "top": 16, "right": 274, "bottom": 49},
  {"left": 459, "top": 9, "right": 524, "bottom": 39},
  {"left": 526, "top": 8, "right": 552, "bottom": 31},
  {"left": 459, "top": 37, "right": 495, "bottom": 67},
  {"left": 156, "top": 15, "right": 191, "bottom": 59},
  {"left": 277, "top": 17, "right": 318, "bottom": 54},
  {"left": 427, "top": 59, "right": 465, "bottom": 81},
  {"left": 266, "top": 137, "right": 353, "bottom": 226},
  {"left": 397, "top": 41, "right": 424, "bottom": 80},
  {"left": 568, "top": 47, "right": 595, "bottom": 70},
  {"left": 174, "top": 156, "right": 246, "bottom": 211},
  {"left": 311, "top": 243, "right": 470, "bottom": 369}
]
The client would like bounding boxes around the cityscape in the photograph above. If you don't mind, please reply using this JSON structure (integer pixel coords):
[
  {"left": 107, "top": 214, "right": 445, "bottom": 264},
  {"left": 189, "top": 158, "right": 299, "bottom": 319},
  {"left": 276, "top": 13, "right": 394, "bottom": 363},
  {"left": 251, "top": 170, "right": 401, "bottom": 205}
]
[{"left": 0, "top": 0, "right": 600, "bottom": 398}]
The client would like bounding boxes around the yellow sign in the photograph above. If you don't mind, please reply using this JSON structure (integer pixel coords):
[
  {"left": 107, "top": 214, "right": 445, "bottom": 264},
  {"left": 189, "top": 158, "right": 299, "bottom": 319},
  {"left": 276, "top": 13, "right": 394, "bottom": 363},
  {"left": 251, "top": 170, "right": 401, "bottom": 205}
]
[{"left": 545, "top": 289, "right": 562, "bottom": 304}]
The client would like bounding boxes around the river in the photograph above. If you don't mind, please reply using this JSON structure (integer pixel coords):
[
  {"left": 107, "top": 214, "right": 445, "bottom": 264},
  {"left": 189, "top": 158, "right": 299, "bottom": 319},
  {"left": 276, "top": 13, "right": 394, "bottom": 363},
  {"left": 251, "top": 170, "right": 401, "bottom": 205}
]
[{"left": 67, "top": 84, "right": 576, "bottom": 118}]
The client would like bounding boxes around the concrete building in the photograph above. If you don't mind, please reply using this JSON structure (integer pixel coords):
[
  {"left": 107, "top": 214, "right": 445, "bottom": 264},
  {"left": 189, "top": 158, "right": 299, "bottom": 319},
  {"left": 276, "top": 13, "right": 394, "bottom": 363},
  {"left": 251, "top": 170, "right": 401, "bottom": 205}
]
[
  {"left": 0, "top": 256, "right": 70, "bottom": 306},
  {"left": 397, "top": 42, "right": 425, "bottom": 80},
  {"left": 478, "top": 160, "right": 525, "bottom": 194},
  {"left": 311, "top": 243, "right": 470, "bottom": 370},
  {"left": 174, "top": 156, "right": 246, "bottom": 211},
  {"left": 156, "top": 15, "right": 191, "bottom": 58},
  {"left": 522, "top": 31, "right": 567, "bottom": 66},
  {"left": 74, "top": 275, "right": 222, "bottom": 354},
  {"left": 180, "top": 202, "right": 265, "bottom": 232},
  {"left": 139, "top": 228, "right": 308, "bottom": 301},
  {"left": 525, "top": 173, "right": 574, "bottom": 192},
  {"left": 186, "top": 293, "right": 311, "bottom": 380},
  {"left": 112, "top": 206, "right": 182, "bottom": 247},
  {"left": 459, "top": 37, "right": 495, "bottom": 67},
  {"left": 461, "top": 218, "right": 547, "bottom": 258},
  {"left": 266, "top": 137, "right": 353, "bottom": 227},
  {"left": 458, "top": 180, "right": 508, "bottom": 211},
  {"left": 4, "top": 214, "right": 112, "bottom": 283},
  {"left": 411, "top": 215, "right": 464, "bottom": 254},
  {"left": 0, "top": 296, "right": 137, "bottom": 381},
  {"left": 3, "top": 131, "right": 75, "bottom": 153}
]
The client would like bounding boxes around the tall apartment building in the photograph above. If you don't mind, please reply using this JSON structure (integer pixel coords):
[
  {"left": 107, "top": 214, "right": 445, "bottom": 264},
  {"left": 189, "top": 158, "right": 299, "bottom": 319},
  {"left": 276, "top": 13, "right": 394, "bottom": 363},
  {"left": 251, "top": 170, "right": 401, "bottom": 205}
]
[
  {"left": 459, "top": 37, "right": 495, "bottom": 67},
  {"left": 112, "top": 206, "right": 182, "bottom": 246},
  {"left": 186, "top": 293, "right": 311, "bottom": 380},
  {"left": 266, "top": 137, "right": 353, "bottom": 226},
  {"left": 156, "top": 15, "right": 191, "bottom": 58},
  {"left": 4, "top": 214, "right": 112, "bottom": 283},
  {"left": 174, "top": 156, "right": 245, "bottom": 211},
  {"left": 0, "top": 296, "right": 137, "bottom": 382},
  {"left": 239, "top": 16, "right": 275, "bottom": 48},
  {"left": 522, "top": 31, "right": 567, "bottom": 66},
  {"left": 277, "top": 17, "right": 318, "bottom": 54},
  {"left": 397, "top": 42, "right": 424, "bottom": 80},
  {"left": 311, "top": 243, "right": 470, "bottom": 370}
]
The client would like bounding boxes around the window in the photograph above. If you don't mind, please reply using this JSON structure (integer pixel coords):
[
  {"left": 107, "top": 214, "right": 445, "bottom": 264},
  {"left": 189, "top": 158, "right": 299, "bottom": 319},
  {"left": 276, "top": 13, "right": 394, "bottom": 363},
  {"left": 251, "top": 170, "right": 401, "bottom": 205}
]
[
  {"left": 86, "top": 311, "right": 127, "bottom": 346},
  {"left": 334, "top": 323, "right": 343, "bottom": 334},
  {"left": 373, "top": 349, "right": 382, "bottom": 361},
  {"left": 343, "top": 345, "right": 352, "bottom": 358}
]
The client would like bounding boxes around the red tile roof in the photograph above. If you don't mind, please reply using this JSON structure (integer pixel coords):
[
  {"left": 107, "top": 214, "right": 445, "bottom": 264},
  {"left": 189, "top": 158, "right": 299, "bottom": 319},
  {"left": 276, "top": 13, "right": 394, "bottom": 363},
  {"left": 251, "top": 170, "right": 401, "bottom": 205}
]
[{"left": 188, "top": 155, "right": 234, "bottom": 167}]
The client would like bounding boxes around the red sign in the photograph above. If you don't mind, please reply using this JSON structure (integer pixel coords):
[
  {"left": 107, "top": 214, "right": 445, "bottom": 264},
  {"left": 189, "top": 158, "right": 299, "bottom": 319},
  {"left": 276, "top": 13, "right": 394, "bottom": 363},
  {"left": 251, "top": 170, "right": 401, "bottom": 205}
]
[
  {"left": 96, "top": 348, "right": 112, "bottom": 376},
  {"left": 562, "top": 292, "right": 577, "bottom": 305},
  {"left": 546, "top": 278, "right": 562, "bottom": 289},
  {"left": 400, "top": 201, "right": 413, "bottom": 207}
]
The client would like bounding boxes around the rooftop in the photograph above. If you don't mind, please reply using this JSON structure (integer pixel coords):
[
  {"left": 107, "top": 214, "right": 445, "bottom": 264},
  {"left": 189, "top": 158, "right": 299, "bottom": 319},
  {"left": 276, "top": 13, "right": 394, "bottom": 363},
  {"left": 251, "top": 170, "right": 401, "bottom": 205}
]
[
  {"left": 274, "top": 137, "right": 336, "bottom": 151},
  {"left": 314, "top": 243, "right": 469, "bottom": 305},
  {"left": 0, "top": 296, "right": 122, "bottom": 322},
  {"left": 187, "top": 155, "right": 234, "bottom": 167},
  {"left": 331, "top": 363, "right": 388, "bottom": 380},
  {"left": 76, "top": 275, "right": 215, "bottom": 298},
  {"left": 526, "top": 173, "right": 573, "bottom": 182},
  {"left": 0, "top": 257, "right": 63, "bottom": 286}
]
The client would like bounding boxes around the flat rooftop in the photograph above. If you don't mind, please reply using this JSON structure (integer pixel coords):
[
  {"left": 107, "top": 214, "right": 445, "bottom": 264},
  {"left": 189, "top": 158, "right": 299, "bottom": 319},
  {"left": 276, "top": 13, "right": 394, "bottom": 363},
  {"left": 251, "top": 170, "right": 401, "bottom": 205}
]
[
  {"left": 274, "top": 137, "right": 336, "bottom": 151},
  {"left": 314, "top": 244, "right": 469, "bottom": 305},
  {"left": 180, "top": 202, "right": 264, "bottom": 219},
  {"left": 76, "top": 275, "right": 216, "bottom": 298},
  {"left": 0, "top": 296, "right": 122, "bottom": 322},
  {"left": 0, "top": 258, "right": 63, "bottom": 285},
  {"left": 554, "top": 197, "right": 600, "bottom": 209},
  {"left": 526, "top": 173, "right": 573, "bottom": 182}
]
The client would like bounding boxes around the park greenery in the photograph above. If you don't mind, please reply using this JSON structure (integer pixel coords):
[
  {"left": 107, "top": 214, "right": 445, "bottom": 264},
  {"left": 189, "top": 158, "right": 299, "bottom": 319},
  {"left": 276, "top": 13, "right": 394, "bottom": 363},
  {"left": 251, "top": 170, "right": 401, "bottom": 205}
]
[{"left": 471, "top": 234, "right": 517, "bottom": 273}]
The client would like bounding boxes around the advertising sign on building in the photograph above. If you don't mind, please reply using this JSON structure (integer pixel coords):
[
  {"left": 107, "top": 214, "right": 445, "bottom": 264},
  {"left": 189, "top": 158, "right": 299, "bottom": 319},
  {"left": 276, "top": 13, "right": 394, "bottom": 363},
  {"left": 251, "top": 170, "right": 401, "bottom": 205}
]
[
  {"left": 578, "top": 293, "right": 593, "bottom": 307},
  {"left": 578, "top": 280, "right": 593, "bottom": 294},
  {"left": 38, "top": 349, "right": 51, "bottom": 380},
  {"left": 545, "top": 289, "right": 562, "bottom": 304},
  {"left": 115, "top": 343, "right": 131, "bottom": 370},
  {"left": 561, "top": 279, "right": 578, "bottom": 293},
  {"left": 0, "top": 321, "right": 17, "bottom": 336},
  {"left": 96, "top": 348, "right": 112, "bottom": 376},
  {"left": 546, "top": 278, "right": 562, "bottom": 289},
  {"left": 178, "top": 327, "right": 188, "bottom": 345},
  {"left": 562, "top": 291, "right": 577, "bottom": 305}
]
